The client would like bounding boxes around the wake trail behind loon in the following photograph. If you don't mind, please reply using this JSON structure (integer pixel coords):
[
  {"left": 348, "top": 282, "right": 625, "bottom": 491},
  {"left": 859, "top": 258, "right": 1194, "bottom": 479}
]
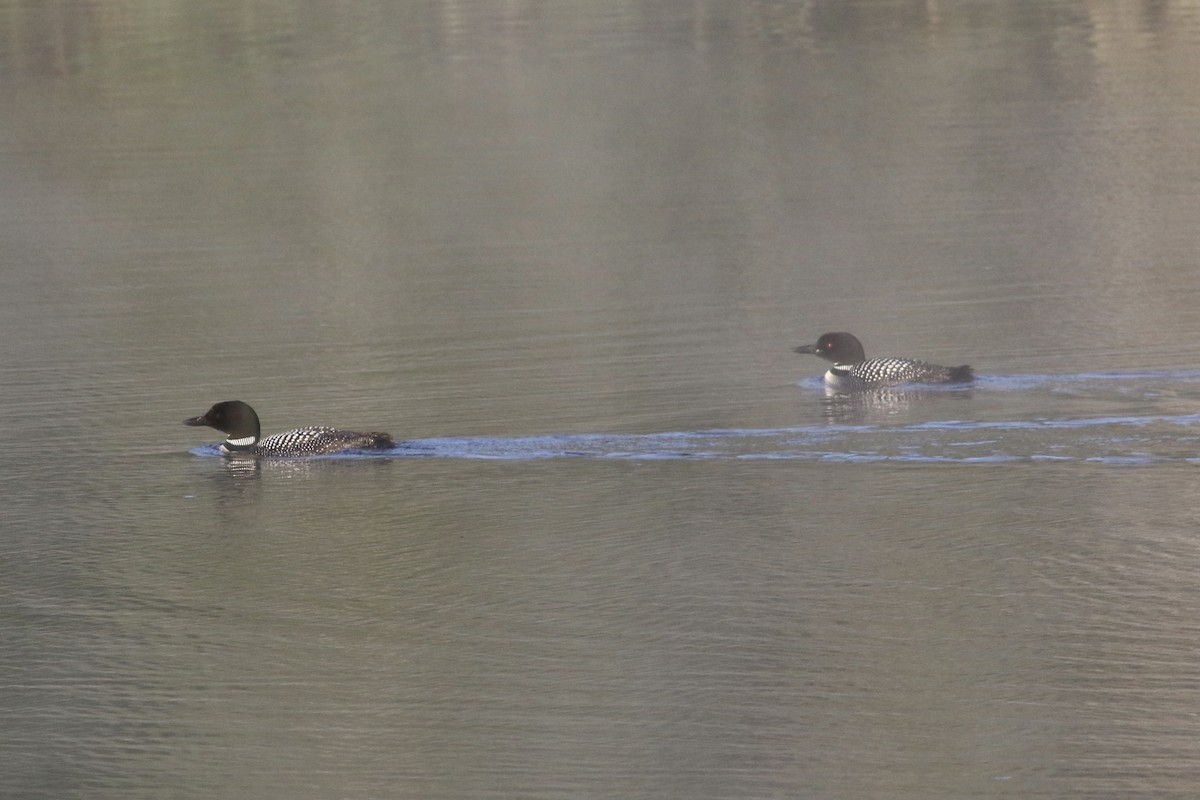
[
  {"left": 189, "top": 412, "right": 1200, "bottom": 465},
  {"left": 188, "top": 370, "right": 1200, "bottom": 464}
]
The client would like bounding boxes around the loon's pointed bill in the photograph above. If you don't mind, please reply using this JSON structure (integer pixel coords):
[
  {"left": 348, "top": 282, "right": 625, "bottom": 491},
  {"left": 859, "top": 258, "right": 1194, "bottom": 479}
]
[
  {"left": 184, "top": 400, "right": 394, "bottom": 457},
  {"left": 794, "top": 331, "right": 973, "bottom": 391}
]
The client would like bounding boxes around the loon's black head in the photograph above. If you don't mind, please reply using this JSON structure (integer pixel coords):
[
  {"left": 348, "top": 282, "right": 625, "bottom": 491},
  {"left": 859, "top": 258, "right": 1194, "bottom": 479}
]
[
  {"left": 184, "top": 400, "right": 261, "bottom": 446},
  {"left": 794, "top": 332, "right": 867, "bottom": 365}
]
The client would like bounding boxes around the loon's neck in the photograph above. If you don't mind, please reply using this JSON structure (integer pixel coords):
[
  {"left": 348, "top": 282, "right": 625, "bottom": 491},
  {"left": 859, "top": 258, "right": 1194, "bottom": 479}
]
[{"left": 223, "top": 435, "right": 258, "bottom": 452}]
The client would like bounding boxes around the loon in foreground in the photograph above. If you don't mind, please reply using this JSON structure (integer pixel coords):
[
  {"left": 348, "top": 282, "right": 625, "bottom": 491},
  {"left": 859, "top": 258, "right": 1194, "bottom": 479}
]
[
  {"left": 185, "top": 400, "right": 394, "bottom": 457},
  {"left": 794, "top": 332, "right": 974, "bottom": 391}
]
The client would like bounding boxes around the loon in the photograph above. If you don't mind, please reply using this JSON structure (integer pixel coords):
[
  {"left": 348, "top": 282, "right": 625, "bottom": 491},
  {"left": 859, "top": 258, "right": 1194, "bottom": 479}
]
[
  {"left": 184, "top": 400, "right": 394, "bottom": 457},
  {"left": 794, "top": 332, "right": 974, "bottom": 391}
]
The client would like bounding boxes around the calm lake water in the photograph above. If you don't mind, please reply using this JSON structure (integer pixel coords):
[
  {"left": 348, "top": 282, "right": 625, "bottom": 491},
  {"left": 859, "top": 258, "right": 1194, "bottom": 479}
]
[{"left": 6, "top": 1, "right": 1200, "bottom": 798}]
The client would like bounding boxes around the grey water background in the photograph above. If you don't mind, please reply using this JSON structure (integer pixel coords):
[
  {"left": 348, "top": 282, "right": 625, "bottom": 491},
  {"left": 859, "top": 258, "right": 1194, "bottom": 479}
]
[{"left": 6, "top": 1, "right": 1200, "bottom": 797}]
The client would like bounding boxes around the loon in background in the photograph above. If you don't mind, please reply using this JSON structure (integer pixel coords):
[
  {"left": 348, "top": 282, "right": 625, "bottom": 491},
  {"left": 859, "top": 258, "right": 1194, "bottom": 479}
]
[
  {"left": 185, "top": 400, "right": 394, "bottom": 457},
  {"left": 794, "top": 331, "right": 974, "bottom": 391}
]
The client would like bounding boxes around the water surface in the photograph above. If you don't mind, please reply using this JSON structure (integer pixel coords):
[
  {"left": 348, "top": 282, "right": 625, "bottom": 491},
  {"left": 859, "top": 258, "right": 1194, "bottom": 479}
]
[{"left": 6, "top": 2, "right": 1200, "bottom": 798}]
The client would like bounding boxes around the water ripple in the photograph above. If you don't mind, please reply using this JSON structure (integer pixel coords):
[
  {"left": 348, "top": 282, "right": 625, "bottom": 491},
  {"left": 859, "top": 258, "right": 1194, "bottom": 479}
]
[
  {"left": 187, "top": 371, "right": 1200, "bottom": 465},
  {"left": 186, "top": 412, "right": 1200, "bottom": 465}
]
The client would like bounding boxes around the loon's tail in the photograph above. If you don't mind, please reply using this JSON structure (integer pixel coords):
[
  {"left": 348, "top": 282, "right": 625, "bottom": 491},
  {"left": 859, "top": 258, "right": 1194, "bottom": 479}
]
[
  {"left": 947, "top": 364, "right": 974, "bottom": 383},
  {"left": 366, "top": 432, "right": 395, "bottom": 449}
]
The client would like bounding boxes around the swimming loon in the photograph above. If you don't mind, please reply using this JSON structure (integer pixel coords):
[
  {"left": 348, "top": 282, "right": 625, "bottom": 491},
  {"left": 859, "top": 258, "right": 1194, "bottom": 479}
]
[
  {"left": 184, "top": 400, "right": 394, "bottom": 457},
  {"left": 794, "top": 332, "right": 974, "bottom": 391}
]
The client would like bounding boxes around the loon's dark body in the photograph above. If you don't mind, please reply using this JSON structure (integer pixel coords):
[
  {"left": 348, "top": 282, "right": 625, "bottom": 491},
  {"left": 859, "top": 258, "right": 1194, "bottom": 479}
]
[
  {"left": 185, "top": 400, "right": 394, "bottom": 457},
  {"left": 794, "top": 332, "right": 973, "bottom": 391}
]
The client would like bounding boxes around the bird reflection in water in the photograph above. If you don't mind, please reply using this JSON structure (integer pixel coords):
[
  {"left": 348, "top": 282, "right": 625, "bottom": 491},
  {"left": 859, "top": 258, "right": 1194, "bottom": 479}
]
[{"left": 816, "top": 385, "right": 974, "bottom": 423}]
